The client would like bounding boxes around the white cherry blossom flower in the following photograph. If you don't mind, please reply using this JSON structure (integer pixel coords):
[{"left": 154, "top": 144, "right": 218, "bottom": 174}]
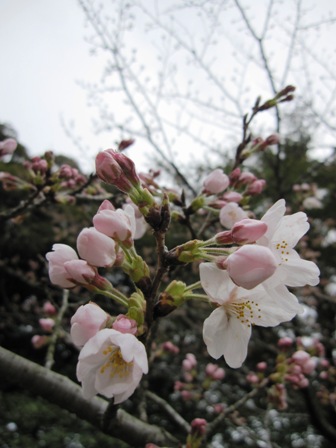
[
  {"left": 200, "top": 263, "right": 303, "bottom": 368},
  {"left": 257, "top": 199, "right": 320, "bottom": 287},
  {"left": 77, "top": 328, "right": 148, "bottom": 403}
]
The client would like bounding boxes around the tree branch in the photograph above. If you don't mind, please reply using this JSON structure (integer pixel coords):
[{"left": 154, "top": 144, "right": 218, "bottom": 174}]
[{"left": 0, "top": 346, "right": 178, "bottom": 447}]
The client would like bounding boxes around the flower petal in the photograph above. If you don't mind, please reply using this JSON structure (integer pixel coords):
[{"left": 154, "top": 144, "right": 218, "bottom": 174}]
[
  {"left": 203, "top": 307, "right": 251, "bottom": 368},
  {"left": 200, "top": 263, "right": 235, "bottom": 304}
]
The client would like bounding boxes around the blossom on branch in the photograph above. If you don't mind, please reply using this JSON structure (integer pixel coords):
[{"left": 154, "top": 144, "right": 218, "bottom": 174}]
[
  {"left": 257, "top": 199, "right": 320, "bottom": 287},
  {"left": 200, "top": 263, "right": 302, "bottom": 368},
  {"left": 76, "top": 328, "right": 148, "bottom": 403}
]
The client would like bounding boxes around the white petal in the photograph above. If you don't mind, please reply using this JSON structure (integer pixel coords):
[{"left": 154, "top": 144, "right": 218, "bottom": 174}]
[
  {"left": 279, "top": 257, "right": 320, "bottom": 287},
  {"left": 203, "top": 307, "right": 229, "bottom": 359},
  {"left": 272, "top": 213, "right": 309, "bottom": 248},
  {"left": 259, "top": 199, "right": 286, "bottom": 245},
  {"left": 222, "top": 317, "right": 251, "bottom": 368},
  {"left": 200, "top": 263, "right": 235, "bottom": 304},
  {"left": 203, "top": 307, "right": 252, "bottom": 368},
  {"left": 250, "top": 285, "right": 303, "bottom": 327}
]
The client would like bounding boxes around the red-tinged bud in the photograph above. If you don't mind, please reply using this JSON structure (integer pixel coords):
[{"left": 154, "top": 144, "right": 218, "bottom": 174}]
[
  {"left": 229, "top": 167, "right": 241, "bottom": 184},
  {"left": 191, "top": 418, "right": 207, "bottom": 436},
  {"left": 246, "top": 179, "right": 266, "bottom": 195},
  {"left": 231, "top": 218, "right": 267, "bottom": 243},
  {"left": 215, "top": 230, "right": 234, "bottom": 244},
  {"left": 118, "top": 139, "right": 135, "bottom": 151},
  {"left": 95, "top": 149, "right": 139, "bottom": 193},
  {"left": 31, "top": 335, "right": 49, "bottom": 349},
  {"left": 43, "top": 301, "right": 57, "bottom": 315},
  {"left": 277, "top": 85, "right": 296, "bottom": 97},
  {"left": 0, "top": 172, "right": 32, "bottom": 191},
  {"left": 265, "top": 134, "right": 280, "bottom": 146}
]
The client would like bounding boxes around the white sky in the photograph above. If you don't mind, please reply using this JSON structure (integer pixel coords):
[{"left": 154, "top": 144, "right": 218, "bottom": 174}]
[
  {"left": 0, "top": 0, "right": 110, "bottom": 172},
  {"left": 1, "top": 0, "right": 336, "bottom": 174}
]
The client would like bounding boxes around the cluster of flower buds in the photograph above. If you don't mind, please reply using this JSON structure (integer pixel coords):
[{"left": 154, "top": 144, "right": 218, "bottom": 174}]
[
  {"left": 186, "top": 418, "right": 208, "bottom": 448},
  {"left": 46, "top": 199, "right": 149, "bottom": 292},
  {"left": 57, "top": 164, "right": 87, "bottom": 189},
  {"left": 31, "top": 301, "right": 57, "bottom": 350}
]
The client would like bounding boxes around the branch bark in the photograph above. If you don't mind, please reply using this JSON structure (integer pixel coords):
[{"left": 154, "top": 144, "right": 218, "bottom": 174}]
[{"left": 0, "top": 346, "right": 178, "bottom": 447}]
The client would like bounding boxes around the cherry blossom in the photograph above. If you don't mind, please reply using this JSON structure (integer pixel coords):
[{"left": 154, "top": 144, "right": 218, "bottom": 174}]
[
  {"left": 200, "top": 263, "right": 303, "bottom": 368},
  {"left": 46, "top": 244, "right": 79, "bottom": 288},
  {"left": 257, "top": 199, "right": 320, "bottom": 287},
  {"left": 76, "top": 328, "right": 148, "bottom": 403}
]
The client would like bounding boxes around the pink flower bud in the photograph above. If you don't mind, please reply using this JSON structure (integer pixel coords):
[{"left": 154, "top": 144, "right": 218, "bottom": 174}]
[
  {"left": 181, "top": 390, "right": 193, "bottom": 401},
  {"left": 256, "top": 362, "right": 267, "bottom": 372},
  {"left": 70, "top": 302, "right": 108, "bottom": 348},
  {"left": 213, "top": 368, "right": 225, "bottom": 380},
  {"left": 43, "top": 301, "right": 57, "bottom": 315},
  {"left": 319, "top": 371, "right": 328, "bottom": 380},
  {"left": 182, "top": 359, "right": 194, "bottom": 372},
  {"left": 278, "top": 337, "right": 293, "bottom": 348},
  {"left": 186, "top": 353, "right": 197, "bottom": 368},
  {"left": 292, "top": 350, "right": 310, "bottom": 365},
  {"left": 219, "top": 202, "right": 248, "bottom": 229},
  {"left": 238, "top": 171, "right": 256, "bottom": 185},
  {"left": 231, "top": 219, "right": 268, "bottom": 243},
  {"left": 203, "top": 169, "right": 229, "bottom": 194},
  {"left": 97, "top": 199, "right": 115, "bottom": 212},
  {"left": 191, "top": 418, "right": 207, "bottom": 436},
  {"left": 63, "top": 259, "right": 96, "bottom": 285},
  {"left": 95, "top": 149, "right": 140, "bottom": 192},
  {"left": 265, "top": 134, "right": 280, "bottom": 146},
  {"left": 302, "top": 358, "right": 317, "bottom": 375},
  {"left": 215, "top": 230, "right": 234, "bottom": 244},
  {"left": 222, "top": 191, "right": 243, "bottom": 203},
  {"left": 205, "top": 363, "right": 225, "bottom": 380},
  {"left": 0, "top": 138, "right": 17, "bottom": 157},
  {"left": 246, "top": 373, "right": 259, "bottom": 384},
  {"left": 39, "top": 318, "right": 55, "bottom": 332},
  {"left": 229, "top": 167, "right": 241, "bottom": 183},
  {"left": 93, "top": 208, "right": 133, "bottom": 244},
  {"left": 162, "top": 341, "right": 180, "bottom": 354},
  {"left": 31, "top": 335, "right": 48, "bottom": 349},
  {"left": 246, "top": 179, "right": 266, "bottom": 195},
  {"left": 77, "top": 227, "right": 116, "bottom": 267},
  {"left": 174, "top": 381, "right": 184, "bottom": 391},
  {"left": 112, "top": 314, "right": 138, "bottom": 335},
  {"left": 225, "top": 245, "right": 277, "bottom": 289},
  {"left": 46, "top": 244, "right": 79, "bottom": 288}
]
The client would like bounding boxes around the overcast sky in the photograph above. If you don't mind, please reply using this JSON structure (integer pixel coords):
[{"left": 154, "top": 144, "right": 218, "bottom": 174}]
[
  {"left": 0, "top": 0, "right": 110, "bottom": 171},
  {"left": 1, "top": 0, "right": 336, "bottom": 174}
]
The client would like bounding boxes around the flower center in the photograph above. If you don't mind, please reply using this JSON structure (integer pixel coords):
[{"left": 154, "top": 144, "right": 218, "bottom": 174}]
[
  {"left": 100, "top": 345, "right": 134, "bottom": 378},
  {"left": 275, "top": 239, "right": 290, "bottom": 262},
  {"left": 226, "top": 298, "right": 261, "bottom": 327}
]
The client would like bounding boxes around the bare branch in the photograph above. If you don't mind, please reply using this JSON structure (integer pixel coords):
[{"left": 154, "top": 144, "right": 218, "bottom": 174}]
[{"left": 0, "top": 346, "right": 178, "bottom": 446}]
